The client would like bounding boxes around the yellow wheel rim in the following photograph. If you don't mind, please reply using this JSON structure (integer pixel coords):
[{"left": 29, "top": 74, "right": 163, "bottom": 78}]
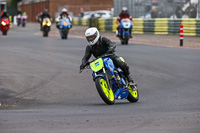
[
  {"left": 100, "top": 79, "right": 114, "bottom": 101},
  {"left": 128, "top": 86, "right": 138, "bottom": 98}
]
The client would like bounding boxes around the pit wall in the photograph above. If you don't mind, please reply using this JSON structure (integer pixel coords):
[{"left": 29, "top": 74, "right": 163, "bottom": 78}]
[{"left": 73, "top": 17, "right": 200, "bottom": 36}]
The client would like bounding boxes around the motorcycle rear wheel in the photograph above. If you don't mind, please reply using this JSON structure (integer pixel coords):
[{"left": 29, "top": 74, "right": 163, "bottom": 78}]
[
  {"left": 127, "top": 85, "right": 139, "bottom": 102},
  {"left": 95, "top": 77, "right": 115, "bottom": 105}
]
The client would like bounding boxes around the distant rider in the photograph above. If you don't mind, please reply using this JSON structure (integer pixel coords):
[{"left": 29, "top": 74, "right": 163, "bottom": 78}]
[
  {"left": 80, "top": 27, "right": 134, "bottom": 83},
  {"left": 116, "top": 7, "right": 133, "bottom": 38},
  {"left": 40, "top": 9, "right": 51, "bottom": 30},
  {"left": 21, "top": 12, "right": 27, "bottom": 20},
  {"left": 55, "top": 8, "right": 72, "bottom": 29},
  {"left": 1, "top": 10, "right": 9, "bottom": 19}
]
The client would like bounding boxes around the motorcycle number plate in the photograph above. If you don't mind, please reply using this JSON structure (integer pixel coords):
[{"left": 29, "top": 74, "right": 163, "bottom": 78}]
[
  {"left": 90, "top": 58, "right": 103, "bottom": 72},
  {"left": 95, "top": 62, "right": 99, "bottom": 66}
]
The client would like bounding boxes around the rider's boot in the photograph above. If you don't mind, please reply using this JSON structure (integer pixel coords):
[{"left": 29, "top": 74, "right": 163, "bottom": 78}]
[
  {"left": 116, "top": 30, "right": 120, "bottom": 37},
  {"left": 127, "top": 75, "right": 134, "bottom": 83}
]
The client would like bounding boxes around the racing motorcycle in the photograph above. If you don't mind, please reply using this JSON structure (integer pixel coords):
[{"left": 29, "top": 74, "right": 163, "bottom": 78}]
[
  {"left": 80, "top": 53, "right": 139, "bottom": 105},
  {"left": 17, "top": 14, "right": 21, "bottom": 26},
  {"left": 59, "top": 17, "right": 71, "bottom": 39},
  {"left": 21, "top": 15, "right": 27, "bottom": 27},
  {"left": 42, "top": 17, "right": 52, "bottom": 37},
  {"left": 1, "top": 17, "right": 10, "bottom": 35},
  {"left": 117, "top": 18, "right": 133, "bottom": 45}
]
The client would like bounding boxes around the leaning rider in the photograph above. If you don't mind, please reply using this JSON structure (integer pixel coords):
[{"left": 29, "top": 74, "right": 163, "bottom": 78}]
[
  {"left": 80, "top": 27, "right": 134, "bottom": 83},
  {"left": 116, "top": 7, "right": 133, "bottom": 38}
]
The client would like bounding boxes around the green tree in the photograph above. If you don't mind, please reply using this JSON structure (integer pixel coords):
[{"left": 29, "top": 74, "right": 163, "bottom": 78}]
[{"left": 7, "top": 0, "right": 22, "bottom": 21}]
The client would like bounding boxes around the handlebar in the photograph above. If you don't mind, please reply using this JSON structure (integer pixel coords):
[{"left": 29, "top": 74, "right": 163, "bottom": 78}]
[{"left": 79, "top": 64, "right": 90, "bottom": 73}]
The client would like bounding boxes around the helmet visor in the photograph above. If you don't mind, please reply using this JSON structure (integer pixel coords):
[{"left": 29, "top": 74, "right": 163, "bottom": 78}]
[{"left": 86, "top": 31, "right": 97, "bottom": 42}]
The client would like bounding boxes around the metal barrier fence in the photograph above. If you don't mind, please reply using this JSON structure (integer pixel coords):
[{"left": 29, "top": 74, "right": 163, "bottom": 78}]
[
  {"left": 73, "top": 17, "right": 200, "bottom": 36},
  {"left": 114, "top": 0, "right": 200, "bottom": 19}
]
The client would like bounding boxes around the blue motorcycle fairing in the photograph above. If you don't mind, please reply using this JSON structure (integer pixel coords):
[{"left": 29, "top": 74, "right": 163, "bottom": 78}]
[
  {"left": 91, "top": 57, "right": 115, "bottom": 81},
  {"left": 115, "top": 88, "right": 129, "bottom": 99},
  {"left": 120, "top": 20, "right": 133, "bottom": 29},
  {"left": 102, "top": 57, "right": 115, "bottom": 76},
  {"left": 60, "top": 18, "right": 71, "bottom": 29},
  {"left": 119, "top": 20, "right": 133, "bottom": 37}
]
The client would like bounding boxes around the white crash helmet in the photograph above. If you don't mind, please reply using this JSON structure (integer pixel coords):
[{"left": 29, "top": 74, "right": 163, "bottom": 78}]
[
  {"left": 85, "top": 27, "right": 100, "bottom": 45},
  {"left": 122, "top": 7, "right": 128, "bottom": 12},
  {"left": 62, "top": 8, "right": 68, "bottom": 13}
]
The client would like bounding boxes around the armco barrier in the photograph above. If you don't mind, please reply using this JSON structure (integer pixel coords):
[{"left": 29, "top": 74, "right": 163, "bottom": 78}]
[
  {"left": 182, "top": 19, "right": 196, "bottom": 36},
  {"left": 73, "top": 17, "right": 200, "bottom": 36},
  {"left": 133, "top": 19, "right": 144, "bottom": 34},
  {"left": 154, "top": 18, "right": 168, "bottom": 35},
  {"left": 144, "top": 19, "right": 155, "bottom": 33}
]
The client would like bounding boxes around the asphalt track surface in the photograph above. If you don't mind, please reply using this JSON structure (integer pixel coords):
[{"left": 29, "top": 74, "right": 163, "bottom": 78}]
[{"left": 0, "top": 24, "right": 200, "bottom": 133}]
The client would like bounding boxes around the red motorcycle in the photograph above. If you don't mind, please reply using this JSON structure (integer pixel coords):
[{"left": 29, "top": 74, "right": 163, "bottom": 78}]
[{"left": 1, "top": 17, "right": 10, "bottom": 35}]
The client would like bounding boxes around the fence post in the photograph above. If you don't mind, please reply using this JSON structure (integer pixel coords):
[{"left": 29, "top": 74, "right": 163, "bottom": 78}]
[{"left": 180, "top": 25, "right": 183, "bottom": 46}]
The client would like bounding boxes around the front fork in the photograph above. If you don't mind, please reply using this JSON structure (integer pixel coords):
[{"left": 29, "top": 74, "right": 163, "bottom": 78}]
[
  {"left": 102, "top": 68, "right": 112, "bottom": 90},
  {"left": 93, "top": 68, "right": 112, "bottom": 90}
]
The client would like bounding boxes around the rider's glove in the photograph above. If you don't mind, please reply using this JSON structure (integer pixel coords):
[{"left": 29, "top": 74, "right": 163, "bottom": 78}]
[
  {"left": 80, "top": 62, "right": 89, "bottom": 70},
  {"left": 80, "top": 64, "right": 85, "bottom": 70}
]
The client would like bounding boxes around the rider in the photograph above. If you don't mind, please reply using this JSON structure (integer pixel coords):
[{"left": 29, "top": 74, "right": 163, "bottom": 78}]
[
  {"left": 80, "top": 27, "right": 134, "bottom": 83},
  {"left": 40, "top": 9, "right": 51, "bottom": 30},
  {"left": 21, "top": 12, "right": 27, "bottom": 19},
  {"left": 1, "top": 10, "right": 9, "bottom": 19},
  {"left": 55, "top": 8, "right": 72, "bottom": 29},
  {"left": 116, "top": 7, "right": 133, "bottom": 38}
]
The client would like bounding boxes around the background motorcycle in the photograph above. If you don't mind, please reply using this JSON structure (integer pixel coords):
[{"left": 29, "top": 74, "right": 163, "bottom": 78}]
[
  {"left": 59, "top": 17, "right": 71, "bottom": 39},
  {"left": 1, "top": 17, "right": 10, "bottom": 36},
  {"left": 21, "top": 15, "right": 27, "bottom": 27},
  {"left": 117, "top": 18, "right": 133, "bottom": 45},
  {"left": 42, "top": 17, "right": 52, "bottom": 37},
  {"left": 17, "top": 15, "right": 21, "bottom": 26},
  {"left": 80, "top": 54, "right": 139, "bottom": 105}
]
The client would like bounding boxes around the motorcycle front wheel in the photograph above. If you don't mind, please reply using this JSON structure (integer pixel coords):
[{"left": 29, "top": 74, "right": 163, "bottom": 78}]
[
  {"left": 95, "top": 77, "right": 115, "bottom": 105},
  {"left": 125, "top": 33, "right": 129, "bottom": 45},
  {"left": 2, "top": 30, "right": 7, "bottom": 36},
  {"left": 43, "top": 26, "right": 49, "bottom": 37}
]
